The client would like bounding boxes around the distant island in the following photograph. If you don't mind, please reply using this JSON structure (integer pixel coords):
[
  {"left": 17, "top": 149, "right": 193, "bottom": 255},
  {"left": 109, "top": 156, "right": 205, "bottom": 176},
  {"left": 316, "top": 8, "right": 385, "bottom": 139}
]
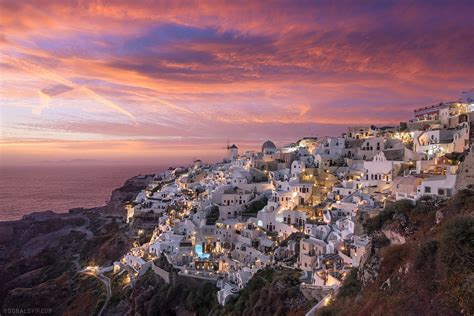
[{"left": 1, "top": 98, "right": 473, "bottom": 316}]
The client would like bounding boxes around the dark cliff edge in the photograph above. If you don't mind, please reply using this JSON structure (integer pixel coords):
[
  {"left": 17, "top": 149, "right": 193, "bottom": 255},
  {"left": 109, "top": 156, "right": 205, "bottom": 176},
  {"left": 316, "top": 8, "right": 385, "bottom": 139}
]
[
  {"left": 105, "top": 174, "right": 155, "bottom": 218},
  {"left": 0, "top": 174, "right": 149, "bottom": 315},
  {"left": 318, "top": 189, "right": 474, "bottom": 316}
]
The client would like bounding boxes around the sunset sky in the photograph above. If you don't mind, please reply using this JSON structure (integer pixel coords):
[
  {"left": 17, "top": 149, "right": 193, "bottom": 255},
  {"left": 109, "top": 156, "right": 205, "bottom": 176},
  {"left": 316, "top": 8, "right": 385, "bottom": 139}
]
[{"left": 1, "top": 0, "right": 473, "bottom": 166}]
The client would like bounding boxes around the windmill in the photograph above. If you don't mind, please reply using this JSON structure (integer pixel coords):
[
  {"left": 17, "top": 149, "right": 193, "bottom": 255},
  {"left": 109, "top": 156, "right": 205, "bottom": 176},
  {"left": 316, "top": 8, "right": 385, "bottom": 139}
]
[
  {"left": 221, "top": 139, "right": 238, "bottom": 161},
  {"left": 221, "top": 139, "right": 231, "bottom": 157}
]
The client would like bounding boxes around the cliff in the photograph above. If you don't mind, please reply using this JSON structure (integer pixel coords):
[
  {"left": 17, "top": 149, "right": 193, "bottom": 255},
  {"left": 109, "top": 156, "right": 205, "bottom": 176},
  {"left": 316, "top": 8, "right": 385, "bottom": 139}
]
[
  {"left": 456, "top": 148, "right": 474, "bottom": 191},
  {"left": 0, "top": 208, "right": 133, "bottom": 315},
  {"left": 106, "top": 175, "right": 154, "bottom": 218},
  {"left": 210, "top": 268, "right": 313, "bottom": 316},
  {"left": 318, "top": 189, "right": 474, "bottom": 316},
  {"left": 0, "top": 174, "right": 155, "bottom": 315}
]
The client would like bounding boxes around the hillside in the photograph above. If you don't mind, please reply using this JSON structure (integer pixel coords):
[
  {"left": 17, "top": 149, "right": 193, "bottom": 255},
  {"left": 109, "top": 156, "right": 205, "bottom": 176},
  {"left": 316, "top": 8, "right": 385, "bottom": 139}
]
[
  {"left": 210, "top": 268, "right": 313, "bottom": 316},
  {"left": 0, "top": 208, "right": 133, "bottom": 315},
  {"left": 112, "top": 266, "right": 313, "bottom": 316},
  {"left": 318, "top": 189, "right": 474, "bottom": 316}
]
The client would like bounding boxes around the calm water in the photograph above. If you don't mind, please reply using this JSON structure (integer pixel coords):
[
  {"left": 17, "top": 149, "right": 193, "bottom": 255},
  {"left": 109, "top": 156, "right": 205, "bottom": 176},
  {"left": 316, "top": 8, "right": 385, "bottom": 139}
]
[{"left": 0, "top": 165, "right": 163, "bottom": 221}]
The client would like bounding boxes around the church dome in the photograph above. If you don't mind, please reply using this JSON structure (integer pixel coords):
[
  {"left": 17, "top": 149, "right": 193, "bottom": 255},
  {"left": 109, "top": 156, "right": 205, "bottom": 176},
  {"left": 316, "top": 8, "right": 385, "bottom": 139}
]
[{"left": 262, "top": 140, "right": 276, "bottom": 152}]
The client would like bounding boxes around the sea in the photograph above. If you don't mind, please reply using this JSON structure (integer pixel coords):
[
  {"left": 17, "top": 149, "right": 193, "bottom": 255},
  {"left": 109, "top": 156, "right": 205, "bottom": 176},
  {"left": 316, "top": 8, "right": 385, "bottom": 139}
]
[{"left": 0, "top": 165, "right": 164, "bottom": 221}]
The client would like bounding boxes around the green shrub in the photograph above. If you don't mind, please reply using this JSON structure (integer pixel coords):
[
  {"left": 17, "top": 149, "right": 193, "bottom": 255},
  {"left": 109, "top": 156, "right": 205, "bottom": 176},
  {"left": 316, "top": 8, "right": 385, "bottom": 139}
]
[
  {"left": 372, "top": 235, "right": 390, "bottom": 248},
  {"left": 387, "top": 199, "right": 414, "bottom": 214},
  {"left": 364, "top": 200, "right": 414, "bottom": 234},
  {"left": 414, "top": 239, "right": 438, "bottom": 270},
  {"left": 216, "top": 268, "right": 304, "bottom": 316},
  {"left": 439, "top": 216, "right": 474, "bottom": 275},
  {"left": 337, "top": 268, "right": 360, "bottom": 299},
  {"left": 242, "top": 196, "right": 268, "bottom": 217},
  {"left": 414, "top": 195, "right": 440, "bottom": 213}
]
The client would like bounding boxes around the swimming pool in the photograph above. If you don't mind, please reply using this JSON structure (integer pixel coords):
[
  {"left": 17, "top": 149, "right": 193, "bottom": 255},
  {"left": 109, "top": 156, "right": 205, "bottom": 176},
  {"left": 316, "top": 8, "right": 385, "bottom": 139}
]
[{"left": 195, "top": 244, "right": 210, "bottom": 259}]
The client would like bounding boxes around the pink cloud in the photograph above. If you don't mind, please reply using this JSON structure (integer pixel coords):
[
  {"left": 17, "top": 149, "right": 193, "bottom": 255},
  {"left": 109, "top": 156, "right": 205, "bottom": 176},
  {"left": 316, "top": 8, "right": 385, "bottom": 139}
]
[{"left": 1, "top": 0, "right": 473, "bottom": 165}]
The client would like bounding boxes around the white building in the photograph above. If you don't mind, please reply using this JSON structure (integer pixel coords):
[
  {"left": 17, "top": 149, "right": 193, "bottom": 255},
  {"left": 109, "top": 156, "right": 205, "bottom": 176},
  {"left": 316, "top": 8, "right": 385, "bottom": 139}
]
[
  {"left": 391, "top": 175, "right": 423, "bottom": 203},
  {"left": 262, "top": 140, "right": 277, "bottom": 157},
  {"left": 300, "top": 237, "right": 327, "bottom": 271},
  {"left": 227, "top": 144, "right": 239, "bottom": 160},
  {"left": 417, "top": 171, "right": 457, "bottom": 199},
  {"left": 291, "top": 160, "right": 305, "bottom": 178},
  {"left": 357, "top": 137, "right": 385, "bottom": 160},
  {"left": 362, "top": 151, "right": 402, "bottom": 188}
]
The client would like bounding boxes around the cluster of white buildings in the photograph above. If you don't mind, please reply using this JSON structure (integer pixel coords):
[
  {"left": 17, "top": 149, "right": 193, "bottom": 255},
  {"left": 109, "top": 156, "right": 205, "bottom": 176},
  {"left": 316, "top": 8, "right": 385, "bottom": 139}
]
[{"left": 115, "top": 92, "right": 474, "bottom": 306}]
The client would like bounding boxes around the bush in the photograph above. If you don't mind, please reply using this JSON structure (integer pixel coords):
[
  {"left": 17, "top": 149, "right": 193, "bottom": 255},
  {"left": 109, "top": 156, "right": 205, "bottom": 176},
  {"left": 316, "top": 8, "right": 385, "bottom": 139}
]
[
  {"left": 317, "top": 307, "right": 338, "bottom": 316},
  {"left": 414, "top": 195, "right": 440, "bottom": 213},
  {"left": 206, "top": 205, "right": 220, "bottom": 225},
  {"left": 387, "top": 199, "right": 414, "bottom": 214},
  {"left": 448, "top": 189, "right": 473, "bottom": 210},
  {"left": 364, "top": 211, "right": 394, "bottom": 234},
  {"left": 242, "top": 196, "right": 268, "bottom": 217},
  {"left": 372, "top": 235, "right": 390, "bottom": 248},
  {"left": 364, "top": 200, "right": 414, "bottom": 234},
  {"left": 337, "top": 268, "right": 360, "bottom": 299},
  {"left": 215, "top": 268, "right": 305, "bottom": 316},
  {"left": 439, "top": 216, "right": 474, "bottom": 275},
  {"left": 153, "top": 255, "right": 178, "bottom": 273},
  {"left": 414, "top": 239, "right": 438, "bottom": 270},
  {"left": 379, "top": 244, "right": 411, "bottom": 276}
]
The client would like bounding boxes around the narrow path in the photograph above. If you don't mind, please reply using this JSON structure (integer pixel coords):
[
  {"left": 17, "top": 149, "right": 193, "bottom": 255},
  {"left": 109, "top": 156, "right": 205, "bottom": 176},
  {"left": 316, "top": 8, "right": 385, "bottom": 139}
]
[
  {"left": 71, "top": 214, "right": 94, "bottom": 240},
  {"left": 81, "top": 267, "right": 112, "bottom": 316},
  {"left": 97, "top": 272, "right": 111, "bottom": 316},
  {"left": 305, "top": 286, "right": 339, "bottom": 316}
]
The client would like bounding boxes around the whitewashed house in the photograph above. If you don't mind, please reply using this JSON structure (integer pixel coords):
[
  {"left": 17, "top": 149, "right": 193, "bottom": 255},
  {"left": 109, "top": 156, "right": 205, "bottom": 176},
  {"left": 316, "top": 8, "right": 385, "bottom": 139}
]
[
  {"left": 300, "top": 237, "right": 328, "bottom": 271},
  {"left": 391, "top": 175, "right": 423, "bottom": 203},
  {"left": 417, "top": 171, "right": 457, "bottom": 199},
  {"left": 291, "top": 160, "right": 306, "bottom": 178}
]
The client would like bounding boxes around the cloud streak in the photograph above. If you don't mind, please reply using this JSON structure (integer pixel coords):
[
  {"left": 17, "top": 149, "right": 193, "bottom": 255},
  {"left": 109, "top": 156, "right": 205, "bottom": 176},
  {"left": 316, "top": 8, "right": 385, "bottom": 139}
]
[
  {"left": 0, "top": 0, "right": 473, "bottom": 165},
  {"left": 1, "top": 54, "right": 137, "bottom": 124}
]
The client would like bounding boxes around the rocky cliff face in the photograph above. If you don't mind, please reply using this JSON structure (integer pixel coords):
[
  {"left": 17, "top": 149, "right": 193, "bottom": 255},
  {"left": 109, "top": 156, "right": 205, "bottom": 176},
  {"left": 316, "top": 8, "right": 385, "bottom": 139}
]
[
  {"left": 106, "top": 175, "right": 154, "bottom": 218},
  {"left": 357, "top": 240, "right": 380, "bottom": 288},
  {"left": 456, "top": 148, "right": 474, "bottom": 190},
  {"left": 318, "top": 189, "right": 474, "bottom": 316}
]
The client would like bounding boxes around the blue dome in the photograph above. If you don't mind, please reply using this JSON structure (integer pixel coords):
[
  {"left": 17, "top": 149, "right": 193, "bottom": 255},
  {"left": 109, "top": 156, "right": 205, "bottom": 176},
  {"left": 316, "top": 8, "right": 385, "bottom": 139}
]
[{"left": 262, "top": 140, "right": 276, "bottom": 152}]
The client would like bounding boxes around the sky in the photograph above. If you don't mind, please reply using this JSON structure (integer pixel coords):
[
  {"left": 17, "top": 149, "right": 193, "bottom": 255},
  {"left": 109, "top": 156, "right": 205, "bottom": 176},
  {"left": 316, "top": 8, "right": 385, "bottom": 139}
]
[{"left": 1, "top": 0, "right": 473, "bottom": 166}]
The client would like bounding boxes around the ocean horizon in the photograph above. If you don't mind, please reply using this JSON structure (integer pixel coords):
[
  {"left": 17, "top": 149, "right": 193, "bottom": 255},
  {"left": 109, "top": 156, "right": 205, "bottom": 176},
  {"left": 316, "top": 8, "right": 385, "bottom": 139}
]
[{"left": 0, "top": 164, "right": 164, "bottom": 221}]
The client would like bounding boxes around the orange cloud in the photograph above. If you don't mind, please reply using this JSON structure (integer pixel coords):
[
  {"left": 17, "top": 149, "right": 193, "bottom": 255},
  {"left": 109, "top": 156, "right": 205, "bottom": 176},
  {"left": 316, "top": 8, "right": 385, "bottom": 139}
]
[{"left": 1, "top": 0, "right": 473, "bottom": 165}]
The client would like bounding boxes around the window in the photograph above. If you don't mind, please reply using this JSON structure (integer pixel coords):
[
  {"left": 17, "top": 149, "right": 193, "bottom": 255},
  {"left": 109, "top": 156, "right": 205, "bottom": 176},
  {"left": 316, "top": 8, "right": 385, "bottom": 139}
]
[
  {"left": 438, "top": 188, "right": 445, "bottom": 195},
  {"left": 424, "top": 186, "right": 431, "bottom": 193}
]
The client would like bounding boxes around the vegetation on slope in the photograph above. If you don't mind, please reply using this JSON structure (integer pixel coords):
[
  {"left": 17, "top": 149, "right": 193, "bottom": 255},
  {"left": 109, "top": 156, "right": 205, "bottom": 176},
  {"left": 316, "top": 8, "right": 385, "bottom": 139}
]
[
  {"left": 0, "top": 210, "right": 133, "bottom": 315},
  {"left": 318, "top": 189, "right": 474, "bottom": 316},
  {"left": 210, "top": 268, "right": 313, "bottom": 316},
  {"left": 126, "top": 269, "right": 218, "bottom": 316},
  {"left": 126, "top": 267, "right": 312, "bottom": 316}
]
